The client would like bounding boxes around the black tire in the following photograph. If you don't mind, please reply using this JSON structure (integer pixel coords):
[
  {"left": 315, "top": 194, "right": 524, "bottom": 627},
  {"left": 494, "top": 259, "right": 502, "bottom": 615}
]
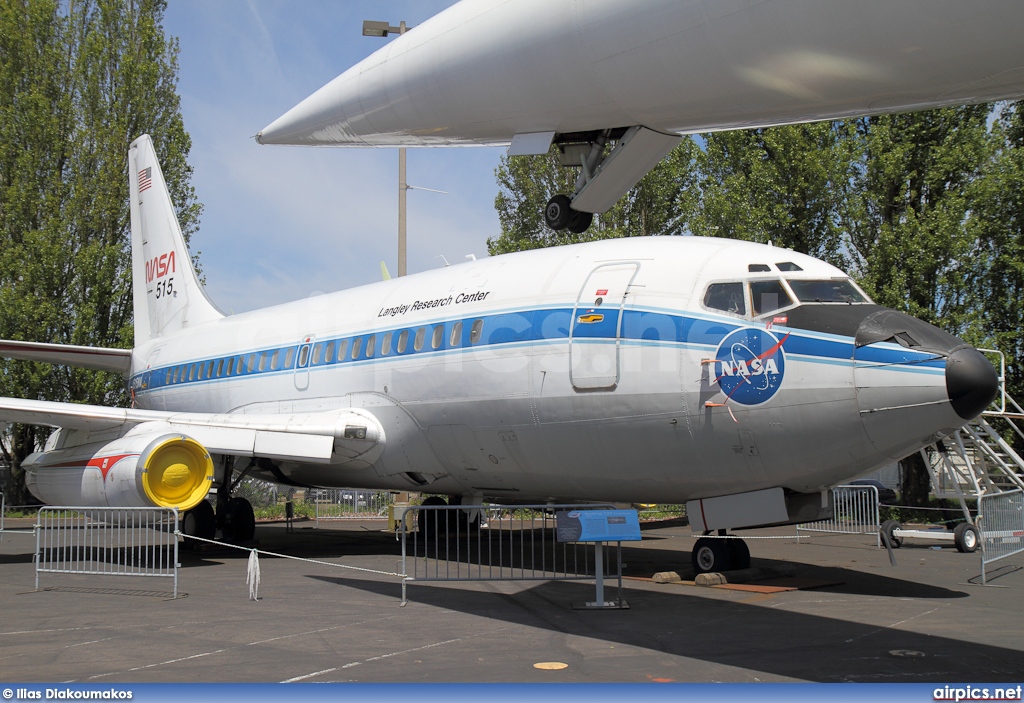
[
  {"left": 417, "top": 496, "right": 448, "bottom": 544},
  {"left": 182, "top": 499, "right": 216, "bottom": 549},
  {"left": 728, "top": 539, "right": 751, "bottom": 570},
  {"left": 880, "top": 519, "right": 902, "bottom": 548},
  {"left": 954, "top": 522, "right": 979, "bottom": 553},
  {"left": 223, "top": 497, "right": 256, "bottom": 544},
  {"left": 691, "top": 537, "right": 733, "bottom": 574},
  {"left": 567, "top": 209, "right": 594, "bottom": 234},
  {"left": 544, "top": 194, "right": 573, "bottom": 230}
]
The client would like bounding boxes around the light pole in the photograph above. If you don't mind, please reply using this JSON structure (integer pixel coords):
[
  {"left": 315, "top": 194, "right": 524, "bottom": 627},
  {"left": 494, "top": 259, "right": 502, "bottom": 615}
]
[{"left": 362, "top": 20, "right": 409, "bottom": 276}]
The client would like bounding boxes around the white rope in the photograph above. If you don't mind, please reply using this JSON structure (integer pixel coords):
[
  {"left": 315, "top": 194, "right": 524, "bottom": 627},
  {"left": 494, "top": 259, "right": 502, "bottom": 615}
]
[
  {"left": 174, "top": 531, "right": 405, "bottom": 578},
  {"left": 656, "top": 532, "right": 866, "bottom": 540},
  {"left": 246, "top": 550, "right": 261, "bottom": 601}
]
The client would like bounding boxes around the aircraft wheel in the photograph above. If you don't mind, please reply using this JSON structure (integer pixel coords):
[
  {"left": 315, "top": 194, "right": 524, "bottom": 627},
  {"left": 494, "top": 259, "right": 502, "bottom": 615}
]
[
  {"left": 954, "top": 523, "right": 979, "bottom": 553},
  {"left": 880, "top": 519, "right": 902, "bottom": 548},
  {"left": 223, "top": 497, "right": 256, "bottom": 544},
  {"left": 692, "top": 537, "right": 732, "bottom": 574},
  {"left": 417, "top": 496, "right": 449, "bottom": 545},
  {"left": 567, "top": 209, "right": 593, "bottom": 234},
  {"left": 181, "top": 499, "right": 216, "bottom": 549},
  {"left": 544, "top": 194, "right": 573, "bottom": 230},
  {"left": 728, "top": 538, "right": 751, "bottom": 570}
]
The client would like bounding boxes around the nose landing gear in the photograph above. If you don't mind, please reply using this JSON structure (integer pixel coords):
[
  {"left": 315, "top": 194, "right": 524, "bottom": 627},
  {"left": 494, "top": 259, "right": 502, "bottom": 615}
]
[{"left": 691, "top": 532, "right": 751, "bottom": 574}]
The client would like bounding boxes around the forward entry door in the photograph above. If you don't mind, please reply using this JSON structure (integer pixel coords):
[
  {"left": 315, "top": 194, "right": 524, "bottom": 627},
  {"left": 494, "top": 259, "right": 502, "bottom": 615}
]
[{"left": 569, "top": 262, "right": 639, "bottom": 390}]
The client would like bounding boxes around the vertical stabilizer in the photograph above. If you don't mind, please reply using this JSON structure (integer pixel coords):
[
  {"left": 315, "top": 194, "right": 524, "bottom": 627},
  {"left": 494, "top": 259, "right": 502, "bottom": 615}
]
[{"left": 129, "top": 135, "right": 222, "bottom": 346}]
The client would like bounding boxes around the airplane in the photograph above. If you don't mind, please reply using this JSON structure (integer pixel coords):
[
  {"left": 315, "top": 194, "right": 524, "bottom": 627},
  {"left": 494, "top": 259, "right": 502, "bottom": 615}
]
[
  {"left": 256, "top": 0, "right": 1024, "bottom": 233},
  {"left": 0, "top": 135, "right": 999, "bottom": 573}
]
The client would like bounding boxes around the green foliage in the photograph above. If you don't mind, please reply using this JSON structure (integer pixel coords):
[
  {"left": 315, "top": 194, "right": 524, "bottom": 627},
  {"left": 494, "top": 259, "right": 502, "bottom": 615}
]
[
  {"left": 967, "top": 102, "right": 1024, "bottom": 405},
  {"left": 696, "top": 122, "right": 858, "bottom": 269},
  {"left": 0, "top": 0, "right": 199, "bottom": 503}
]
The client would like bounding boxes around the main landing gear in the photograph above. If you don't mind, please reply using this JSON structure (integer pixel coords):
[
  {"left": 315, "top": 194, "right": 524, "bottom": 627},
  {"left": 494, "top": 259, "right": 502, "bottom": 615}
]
[
  {"left": 180, "top": 457, "right": 256, "bottom": 546},
  {"left": 691, "top": 530, "right": 751, "bottom": 574},
  {"left": 545, "top": 194, "right": 594, "bottom": 234}
]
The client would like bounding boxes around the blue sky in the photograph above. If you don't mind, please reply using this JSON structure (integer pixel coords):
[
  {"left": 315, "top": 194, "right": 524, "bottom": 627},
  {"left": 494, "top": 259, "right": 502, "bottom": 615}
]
[{"left": 162, "top": 1, "right": 504, "bottom": 314}]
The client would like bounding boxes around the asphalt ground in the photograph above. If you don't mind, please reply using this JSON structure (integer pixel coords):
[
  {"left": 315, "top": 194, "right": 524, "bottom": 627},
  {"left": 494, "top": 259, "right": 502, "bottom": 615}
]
[{"left": 1, "top": 517, "right": 1022, "bottom": 684}]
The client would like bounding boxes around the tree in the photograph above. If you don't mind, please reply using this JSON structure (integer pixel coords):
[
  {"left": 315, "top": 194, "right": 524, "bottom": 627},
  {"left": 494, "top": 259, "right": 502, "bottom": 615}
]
[
  {"left": 969, "top": 102, "right": 1024, "bottom": 410},
  {"left": 0, "top": 0, "right": 200, "bottom": 505},
  {"left": 693, "top": 121, "right": 858, "bottom": 270},
  {"left": 488, "top": 139, "right": 699, "bottom": 255}
]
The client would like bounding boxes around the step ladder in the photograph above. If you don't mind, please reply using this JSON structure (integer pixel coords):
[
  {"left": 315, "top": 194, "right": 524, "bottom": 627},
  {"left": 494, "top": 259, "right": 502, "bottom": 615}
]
[{"left": 921, "top": 350, "right": 1024, "bottom": 521}]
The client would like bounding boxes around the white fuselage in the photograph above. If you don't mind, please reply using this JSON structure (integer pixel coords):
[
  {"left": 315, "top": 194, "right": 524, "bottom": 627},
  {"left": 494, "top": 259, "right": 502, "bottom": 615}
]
[
  {"left": 129, "top": 237, "right": 963, "bottom": 504},
  {"left": 258, "top": 0, "right": 1024, "bottom": 147}
]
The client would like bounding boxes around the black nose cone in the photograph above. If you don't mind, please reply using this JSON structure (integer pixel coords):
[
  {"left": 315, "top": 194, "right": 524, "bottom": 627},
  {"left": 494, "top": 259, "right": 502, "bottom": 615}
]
[{"left": 946, "top": 348, "right": 999, "bottom": 420}]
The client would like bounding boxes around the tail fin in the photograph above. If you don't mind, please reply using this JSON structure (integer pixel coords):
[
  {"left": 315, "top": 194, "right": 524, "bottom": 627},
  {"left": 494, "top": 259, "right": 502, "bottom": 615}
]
[{"left": 128, "top": 135, "right": 223, "bottom": 346}]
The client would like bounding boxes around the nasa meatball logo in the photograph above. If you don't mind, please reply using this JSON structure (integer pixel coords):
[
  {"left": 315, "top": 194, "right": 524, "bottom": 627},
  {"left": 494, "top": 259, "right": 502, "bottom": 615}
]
[{"left": 711, "top": 328, "right": 789, "bottom": 405}]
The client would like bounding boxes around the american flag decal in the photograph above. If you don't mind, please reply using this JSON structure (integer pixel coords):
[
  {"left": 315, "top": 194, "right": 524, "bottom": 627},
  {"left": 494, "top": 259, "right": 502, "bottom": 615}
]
[{"left": 138, "top": 167, "right": 152, "bottom": 193}]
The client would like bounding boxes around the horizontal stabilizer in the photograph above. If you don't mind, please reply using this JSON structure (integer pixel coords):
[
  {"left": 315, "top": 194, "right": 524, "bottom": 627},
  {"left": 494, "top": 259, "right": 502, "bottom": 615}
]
[{"left": 0, "top": 340, "right": 132, "bottom": 376}]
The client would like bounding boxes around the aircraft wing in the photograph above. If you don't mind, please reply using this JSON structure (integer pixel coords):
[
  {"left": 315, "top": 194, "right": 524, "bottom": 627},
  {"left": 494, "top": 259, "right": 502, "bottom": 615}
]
[
  {"left": 0, "top": 340, "right": 132, "bottom": 375},
  {"left": 0, "top": 397, "right": 371, "bottom": 463}
]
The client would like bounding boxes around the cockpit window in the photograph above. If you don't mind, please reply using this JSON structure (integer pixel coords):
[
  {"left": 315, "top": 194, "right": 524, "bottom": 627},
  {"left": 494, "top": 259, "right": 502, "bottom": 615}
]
[
  {"left": 776, "top": 262, "right": 803, "bottom": 272},
  {"left": 750, "top": 279, "right": 794, "bottom": 316},
  {"left": 703, "top": 282, "right": 746, "bottom": 316},
  {"left": 787, "top": 279, "right": 868, "bottom": 303},
  {"left": 748, "top": 264, "right": 771, "bottom": 272}
]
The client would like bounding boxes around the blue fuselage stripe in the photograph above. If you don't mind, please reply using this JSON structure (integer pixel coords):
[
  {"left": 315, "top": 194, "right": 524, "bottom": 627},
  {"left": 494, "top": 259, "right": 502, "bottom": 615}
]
[{"left": 132, "top": 306, "right": 945, "bottom": 393}]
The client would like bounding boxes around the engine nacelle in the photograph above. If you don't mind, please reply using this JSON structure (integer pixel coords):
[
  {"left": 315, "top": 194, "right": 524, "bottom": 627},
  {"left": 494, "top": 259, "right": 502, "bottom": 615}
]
[{"left": 24, "top": 424, "right": 214, "bottom": 510}]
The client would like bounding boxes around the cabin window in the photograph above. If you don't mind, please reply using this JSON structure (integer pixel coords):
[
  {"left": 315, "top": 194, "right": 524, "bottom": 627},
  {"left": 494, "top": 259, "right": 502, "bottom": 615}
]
[
  {"left": 246, "top": 355, "right": 256, "bottom": 373},
  {"left": 227, "top": 357, "right": 235, "bottom": 376},
  {"left": 787, "top": 278, "right": 868, "bottom": 304},
  {"left": 312, "top": 343, "right": 323, "bottom": 365},
  {"left": 258, "top": 353, "right": 267, "bottom": 372},
  {"left": 165, "top": 370, "right": 172, "bottom": 385},
  {"left": 216, "top": 359, "right": 224, "bottom": 377},
  {"left": 189, "top": 364, "right": 196, "bottom": 381},
  {"left": 269, "top": 350, "right": 280, "bottom": 370},
  {"left": 366, "top": 335, "right": 376, "bottom": 358},
  {"left": 450, "top": 321, "right": 463, "bottom": 347},
  {"left": 470, "top": 319, "right": 484, "bottom": 344},
  {"left": 351, "top": 337, "right": 363, "bottom": 359},
  {"left": 703, "top": 282, "right": 746, "bottom": 316},
  {"left": 750, "top": 279, "right": 793, "bottom": 316},
  {"left": 198, "top": 363, "right": 205, "bottom": 380},
  {"left": 382, "top": 332, "right": 393, "bottom": 355},
  {"left": 431, "top": 324, "right": 444, "bottom": 350},
  {"left": 397, "top": 330, "right": 409, "bottom": 353},
  {"left": 336, "top": 339, "right": 347, "bottom": 361},
  {"left": 325, "top": 341, "right": 335, "bottom": 363},
  {"left": 414, "top": 327, "right": 425, "bottom": 351}
]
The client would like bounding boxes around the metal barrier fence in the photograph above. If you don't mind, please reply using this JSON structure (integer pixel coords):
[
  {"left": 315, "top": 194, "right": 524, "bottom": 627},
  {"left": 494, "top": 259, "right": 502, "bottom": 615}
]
[
  {"left": 979, "top": 489, "right": 1024, "bottom": 585},
  {"left": 310, "top": 488, "right": 394, "bottom": 522},
  {"left": 399, "top": 503, "right": 620, "bottom": 604},
  {"left": 797, "top": 484, "right": 880, "bottom": 547},
  {"left": 35, "top": 507, "right": 180, "bottom": 597}
]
